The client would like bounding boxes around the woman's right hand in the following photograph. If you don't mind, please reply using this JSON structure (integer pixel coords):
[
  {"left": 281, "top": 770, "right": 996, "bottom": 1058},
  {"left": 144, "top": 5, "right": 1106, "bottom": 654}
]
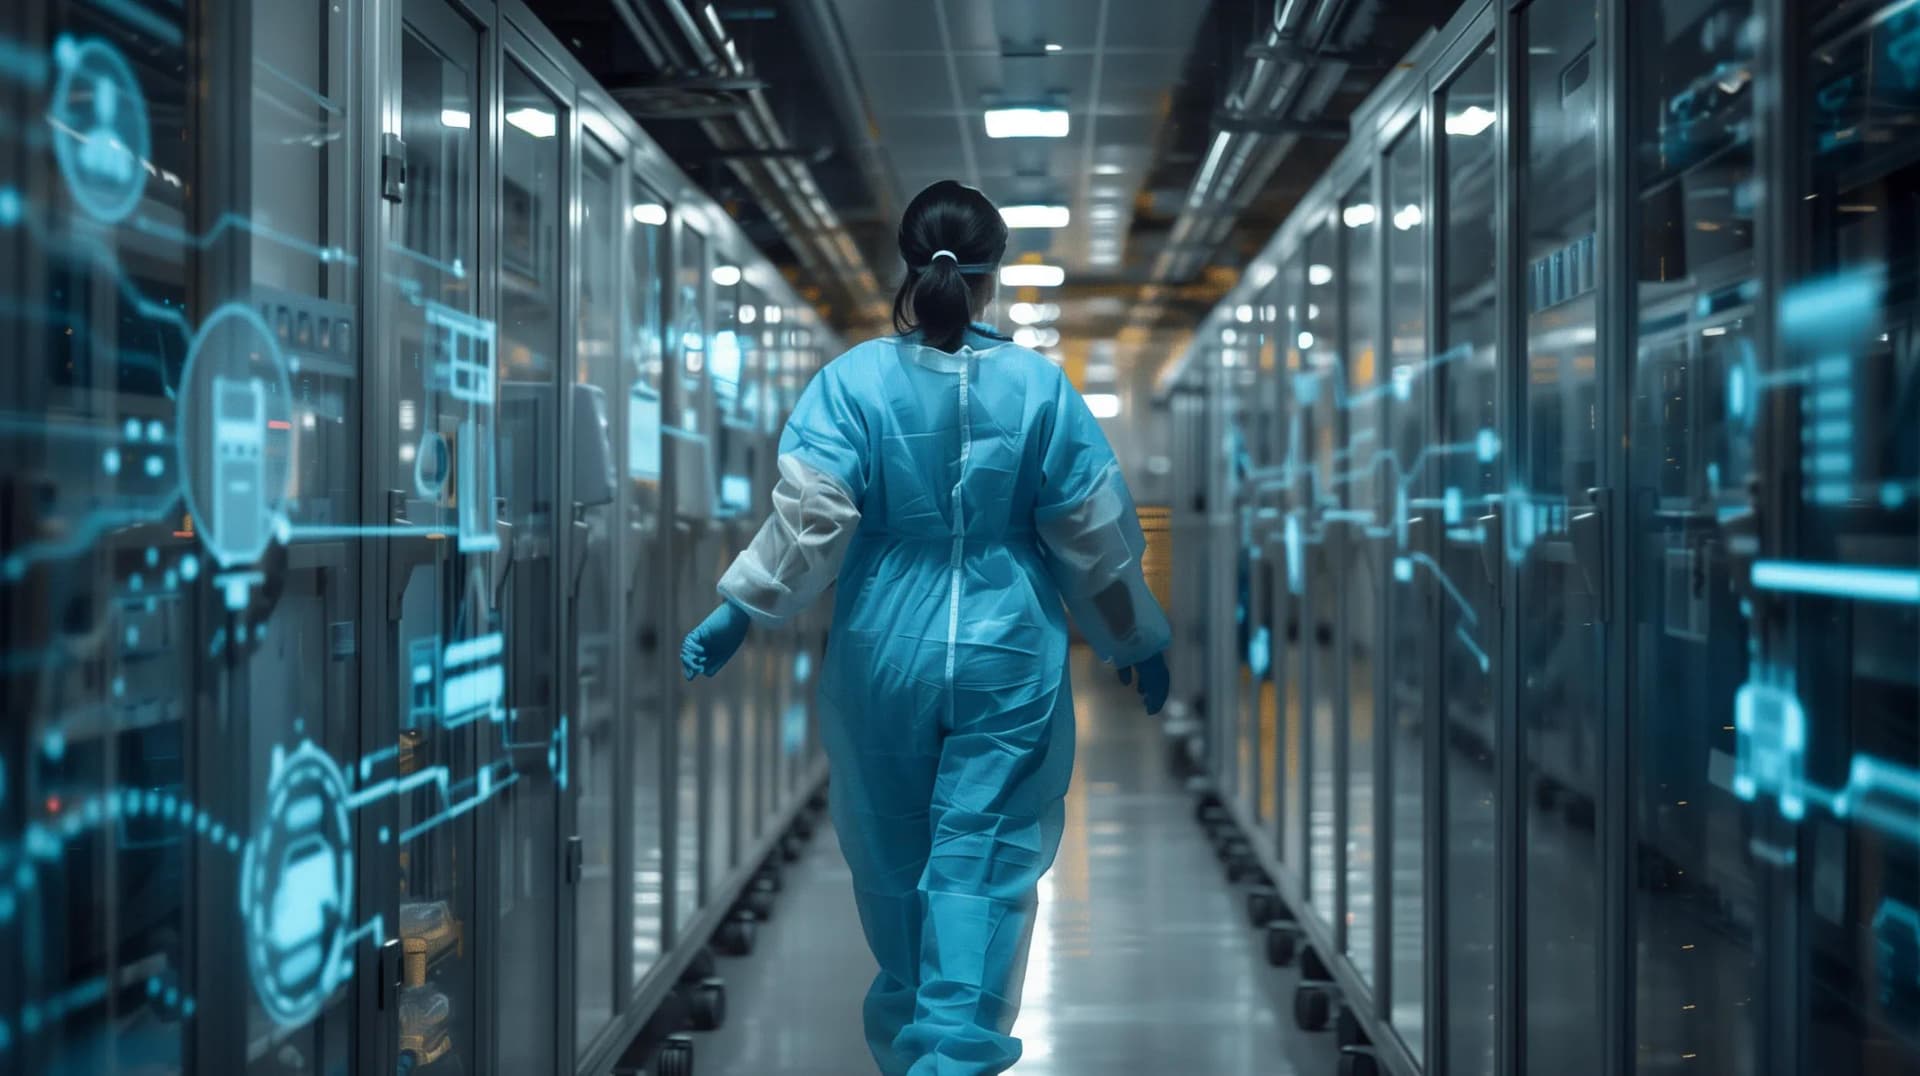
[
  {"left": 682, "top": 601, "right": 752, "bottom": 680},
  {"left": 1118, "top": 652, "right": 1171, "bottom": 716}
]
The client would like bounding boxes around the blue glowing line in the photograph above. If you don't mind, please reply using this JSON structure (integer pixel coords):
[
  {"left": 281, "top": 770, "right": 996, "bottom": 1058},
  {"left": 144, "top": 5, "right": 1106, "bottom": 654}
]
[
  {"left": 397, "top": 763, "right": 518, "bottom": 843},
  {"left": 131, "top": 212, "right": 354, "bottom": 265},
  {"left": 1454, "top": 623, "right": 1490, "bottom": 672},
  {"left": 286, "top": 523, "right": 448, "bottom": 541},
  {"left": 1750, "top": 560, "right": 1920, "bottom": 604},
  {"left": 387, "top": 242, "right": 465, "bottom": 280},
  {"left": 2, "top": 498, "right": 182, "bottom": 578},
  {"left": 87, "top": 0, "right": 184, "bottom": 46},
  {"left": 661, "top": 424, "right": 710, "bottom": 444},
  {"left": 0, "top": 413, "right": 171, "bottom": 444},
  {"left": 250, "top": 58, "right": 344, "bottom": 117},
  {"left": 1406, "top": 552, "right": 1478, "bottom": 625}
]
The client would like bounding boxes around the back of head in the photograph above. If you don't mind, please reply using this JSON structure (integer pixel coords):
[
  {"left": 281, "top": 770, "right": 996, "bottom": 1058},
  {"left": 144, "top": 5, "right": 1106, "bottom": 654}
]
[{"left": 892, "top": 181, "right": 1008, "bottom": 353}]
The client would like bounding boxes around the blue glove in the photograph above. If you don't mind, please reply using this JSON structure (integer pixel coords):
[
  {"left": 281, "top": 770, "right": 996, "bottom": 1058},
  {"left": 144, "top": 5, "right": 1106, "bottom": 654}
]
[
  {"left": 1118, "top": 651, "right": 1171, "bottom": 716},
  {"left": 682, "top": 601, "right": 752, "bottom": 680}
]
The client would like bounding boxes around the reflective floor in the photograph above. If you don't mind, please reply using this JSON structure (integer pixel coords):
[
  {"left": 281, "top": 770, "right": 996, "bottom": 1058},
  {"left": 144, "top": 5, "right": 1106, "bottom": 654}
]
[{"left": 698, "top": 650, "right": 1342, "bottom": 1076}]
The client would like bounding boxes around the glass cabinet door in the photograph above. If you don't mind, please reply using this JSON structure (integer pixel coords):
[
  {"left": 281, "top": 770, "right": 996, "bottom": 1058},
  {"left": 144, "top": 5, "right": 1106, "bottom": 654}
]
[
  {"left": 1382, "top": 118, "right": 1430, "bottom": 1056},
  {"left": 1435, "top": 41, "right": 1500, "bottom": 1076},
  {"left": 5, "top": 2, "right": 365, "bottom": 1072},
  {"left": 1342, "top": 172, "right": 1381, "bottom": 984},
  {"left": 1627, "top": 1, "right": 1762, "bottom": 1072},
  {"left": 624, "top": 182, "right": 669, "bottom": 981},
  {"left": 1779, "top": 5, "right": 1920, "bottom": 1072},
  {"left": 669, "top": 222, "right": 710, "bottom": 940},
  {"left": 491, "top": 49, "right": 567, "bottom": 1074},
  {"left": 572, "top": 125, "right": 623, "bottom": 1057},
  {"left": 1304, "top": 220, "right": 1343, "bottom": 923},
  {"left": 1515, "top": 3, "right": 1605, "bottom": 1071},
  {"left": 385, "top": 4, "right": 487, "bottom": 1070}
]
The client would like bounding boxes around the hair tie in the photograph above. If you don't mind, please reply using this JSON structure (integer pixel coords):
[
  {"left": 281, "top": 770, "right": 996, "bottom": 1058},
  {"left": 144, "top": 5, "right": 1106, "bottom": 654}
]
[{"left": 930, "top": 250, "right": 958, "bottom": 265}]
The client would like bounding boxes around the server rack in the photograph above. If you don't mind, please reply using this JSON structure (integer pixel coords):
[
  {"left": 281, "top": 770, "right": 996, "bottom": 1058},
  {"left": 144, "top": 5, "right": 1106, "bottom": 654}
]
[
  {"left": 0, "top": 2, "right": 835, "bottom": 1073},
  {"left": 1163, "top": 2, "right": 1920, "bottom": 1074}
]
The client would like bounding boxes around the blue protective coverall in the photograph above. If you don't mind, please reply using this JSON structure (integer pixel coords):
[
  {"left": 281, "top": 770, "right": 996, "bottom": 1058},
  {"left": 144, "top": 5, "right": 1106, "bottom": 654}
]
[{"left": 716, "top": 324, "right": 1171, "bottom": 1074}]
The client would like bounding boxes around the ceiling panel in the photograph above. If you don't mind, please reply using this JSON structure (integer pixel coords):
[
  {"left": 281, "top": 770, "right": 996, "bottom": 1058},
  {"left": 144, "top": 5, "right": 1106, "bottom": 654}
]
[{"left": 826, "top": 0, "right": 1209, "bottom": 276}]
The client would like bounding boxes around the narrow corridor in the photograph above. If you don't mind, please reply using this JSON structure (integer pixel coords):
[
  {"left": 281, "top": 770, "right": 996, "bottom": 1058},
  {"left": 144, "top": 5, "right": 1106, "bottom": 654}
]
[{"left": 697, "top": 652, "right": 1342, "bottom": 1076}]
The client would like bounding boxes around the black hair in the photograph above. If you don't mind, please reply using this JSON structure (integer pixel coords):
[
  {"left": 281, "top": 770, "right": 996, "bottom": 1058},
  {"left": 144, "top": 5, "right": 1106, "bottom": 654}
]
[{"left": 891, "top": 180, "right": 1008, "bottom": 353}]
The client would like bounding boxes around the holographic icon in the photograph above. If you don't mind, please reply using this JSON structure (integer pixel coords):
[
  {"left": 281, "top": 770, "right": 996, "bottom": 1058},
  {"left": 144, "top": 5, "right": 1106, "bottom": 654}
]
[
  {"left": 242, "top": 741, "right": 353, "bottom": 1028},
  {"left": 213, "top": 376, "right": 269, "bottom": 562},
  {"left": 49, "top": 39, "right": 150, "bottom": 222},
  {"left": 408, "top": 636, "right": 441, "bottom": 729},
  {"left": 441, "top": 632, "right": 504, "bottom": 728},
  {"left": 1732, "top": 681, "right": 1807, "bottom": 820},
  {"left": 414, "top": 431, "right": 450, "bottom": 497},
  {"left": 177, "top": 303, "right": 294, "bottom": 570},
  {"left": 425, "top": 301, "right": 500, "bottom": 553}
]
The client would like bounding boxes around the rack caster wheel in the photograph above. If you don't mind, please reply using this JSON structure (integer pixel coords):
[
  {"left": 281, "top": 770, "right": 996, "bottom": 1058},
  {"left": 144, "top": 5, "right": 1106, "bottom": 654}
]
[
  {"left": 781, "top": 834, "right": 804, "bottom": 862},
  {"left": 1226, "top": 853, "right": 1259, "bottom": 884},
  {"left": 754, "top": 866, "right": 782, "bottom": 894},
  {"left": 654, "top": 1034, "right": 694, "bottom": 1076},
  {"left": 792, "top": 814, "right": 815, "bottom": 840},
  {"left": 1336, "top": 1003, "right": 1364, "bottom": 1048},
  {"left": 1300, "top": 945, "right": 1330, "bottom": 982},
  {"left": 1247, "top": 885, "right": 1282, "bottom": 926},
  {"left": 685, "top": 978, "right": 727, "bottom": 1031},
  {"left": 678, "top": 948, "right": 717, "bottom": 984},
  {"left": 742, "top": 887, "right": 775, "bottom": 920},
  {"left": 713, "top": 914, "right": 756, "bottom": 957},
  {"left": 1196, "top": 800, "right": 1228, "bottom": 826},
  {"left": 1265, "top": 921, "right": 1300, "bottom": 966},
  {"left": 1338, "top": 1046, "right": 1379, "bottom": 1076},
  {"left": 1294, "top": 983, "right": 1332, "bottom": 1031}
]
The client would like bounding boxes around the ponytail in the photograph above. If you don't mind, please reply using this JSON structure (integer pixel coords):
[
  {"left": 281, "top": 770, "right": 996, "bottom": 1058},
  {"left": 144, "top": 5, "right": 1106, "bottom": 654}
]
[{"left": 892, "top": 182, "right": 1008, "bottom": 353}]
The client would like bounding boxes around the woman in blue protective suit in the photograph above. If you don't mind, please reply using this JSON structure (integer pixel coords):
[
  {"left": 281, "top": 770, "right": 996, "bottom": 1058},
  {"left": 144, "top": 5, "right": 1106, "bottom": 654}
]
[{"left": 679, "top": 180, "right": 1172, "bottom": 1075}]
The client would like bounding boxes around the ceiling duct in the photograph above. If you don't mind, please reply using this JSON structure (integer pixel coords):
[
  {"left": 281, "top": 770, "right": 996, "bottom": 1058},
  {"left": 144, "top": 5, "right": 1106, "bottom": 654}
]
[
  {"left": 1147, "top": 0, "right": 1370, "bottom": 286},
  {"left": 610, "top": 0, "right": 889, "bottom": 328}
]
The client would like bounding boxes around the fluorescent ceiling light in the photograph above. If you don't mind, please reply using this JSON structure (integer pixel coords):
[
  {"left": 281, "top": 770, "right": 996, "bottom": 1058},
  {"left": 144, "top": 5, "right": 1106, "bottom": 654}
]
[
  {"left": 1045, "top": 42, "right": 1063, "bottom": 52},
  {"left": 984, "top": 107, "right": 1070, "bottom": 139},
  {"left": 1445, "top": 105, "right": 1495, "bottom": 137},
  {"left": 1093, "top": 162, "right": 1125, "bottom": 175},
  {"left": 711, "top": 264, "right": 742, "bottom": 286},
  {"left": 1342, "top": 203, "right": 1377, "bottom": 228},
  {"left": 1000, "top": 264, "right": 1065, "bottom": 287},
  {"left": 1392, "top": 204, "right": 1424, "bottom": 231},
  {"left": 632, "top": 203, "right": 668, "bottom": 226},
  {"left": 1308, "top": 263, "right": 1334, "bottom": 286},
  {"left": 1013, "top": 327, "right": 1061, "bottom": 349},
  {"left": 1001, "top": 204, "right": 1070, "bottom": 229},
  {"left": 505, "top": 107, "right": 557, "bottom": 139},
  {"left": 1235, "top": 305, "right": 1254, "bottom": 323},
  {"left": 1008, "top": 302, "right": 1061, "bottom": 324},
  {"left": 440, "top": 109, "right": 472, "bottom": 129},
  {"left": 1084, "top": 393, "right": 1122, "bottom": 419}
]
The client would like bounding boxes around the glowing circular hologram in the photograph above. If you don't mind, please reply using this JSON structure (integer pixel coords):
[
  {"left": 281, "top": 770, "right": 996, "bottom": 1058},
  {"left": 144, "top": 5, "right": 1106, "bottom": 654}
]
[
  {"left": 414, "top": 430, "right": 450, "bottom": 496},
  {"left": 241, "top": 741, "right": 353, "bottom": 1028},
  {"left": 175, "top": 304, "right": 295, "bottom": 569},
  {"left": 48, "top": 39, "right": 150, "bottom": 224}
]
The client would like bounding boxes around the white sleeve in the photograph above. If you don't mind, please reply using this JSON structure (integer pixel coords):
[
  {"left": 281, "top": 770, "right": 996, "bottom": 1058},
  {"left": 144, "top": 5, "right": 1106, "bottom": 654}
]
[
  {"left": 1036, "top": 461, "right": 1172, "bottom": 668},
  {"left": 717, "top": 454, "right": 861, "bottom": 625}
]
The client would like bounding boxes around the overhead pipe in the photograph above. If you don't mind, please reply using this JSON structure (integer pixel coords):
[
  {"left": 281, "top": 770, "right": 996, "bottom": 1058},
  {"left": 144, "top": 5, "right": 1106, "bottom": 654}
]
[
  {"left": 612, "top": 0, "right": 889, "bottom": 327},
  {"left": 1146, "top": 0, "right": 1361, "bottom": 286}
]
